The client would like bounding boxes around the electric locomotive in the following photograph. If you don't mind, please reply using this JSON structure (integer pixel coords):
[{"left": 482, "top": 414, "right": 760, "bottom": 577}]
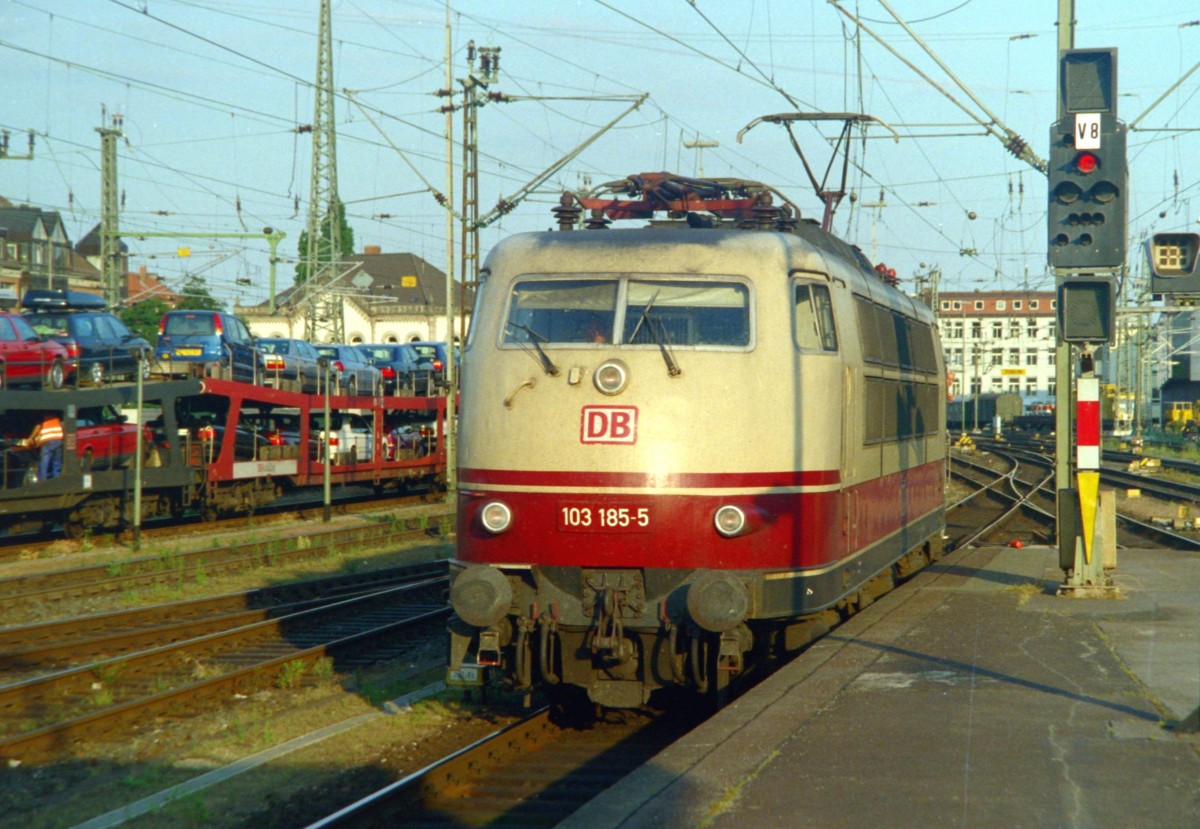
[{"left": 447, "top": 173, "right": 946, "bottom": 708}]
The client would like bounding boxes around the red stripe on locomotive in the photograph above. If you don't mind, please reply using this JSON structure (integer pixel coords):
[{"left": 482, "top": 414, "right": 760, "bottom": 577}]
[{"left": 457, "top": 459, "right": 943, "bottom": 570}]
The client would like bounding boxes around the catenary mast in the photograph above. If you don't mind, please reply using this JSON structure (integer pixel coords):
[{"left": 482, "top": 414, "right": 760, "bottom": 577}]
[{"left": 302, "top": 0, "right": 346, "bottom": 343}]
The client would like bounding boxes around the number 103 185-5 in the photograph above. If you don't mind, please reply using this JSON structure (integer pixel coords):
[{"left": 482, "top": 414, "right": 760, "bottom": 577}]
[{"left": 558, "top": 504, "right": 652, "bottom": 532}]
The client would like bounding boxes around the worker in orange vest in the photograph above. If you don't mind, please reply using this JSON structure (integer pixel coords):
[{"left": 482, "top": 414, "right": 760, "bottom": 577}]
[{"left": 22, "top": 414, "right": 64, "bottom": 480}]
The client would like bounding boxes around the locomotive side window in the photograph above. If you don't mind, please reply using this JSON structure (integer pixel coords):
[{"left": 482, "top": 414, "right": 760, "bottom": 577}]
[
  {"left": 855, "top": 296, "right": 884, "bottom": 362},
  {"left": 865, "top": 379, "right": 941, "bottom": 442},
  {"left": 857, "top": 296, "right": 936, "bottom": 370},
  {"left": 793, "top": 283, "right": 838, "bottom": 351},
  {"left": 893, "top": 312, "right": 913, "bottom": 369},
  {"left": 909, "top": 321, "right": 940, "bottom": 374}
]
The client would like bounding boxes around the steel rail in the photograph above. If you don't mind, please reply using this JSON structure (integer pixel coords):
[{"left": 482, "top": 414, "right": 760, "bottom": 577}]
[
  {"left": 0, "top": 510, "right": 453, "bottom": 610},
  {"left": 0, "top": 561, "right": 448, "bottom": 675},
  {"left": 304, "top": 703, "right": 696, "bottom": 829},
  {"left": 0, "top": 489, "right": 446, "bottom": 560},
  {"left": 0, "top": 581, "right": 450, "bottom": 764}
]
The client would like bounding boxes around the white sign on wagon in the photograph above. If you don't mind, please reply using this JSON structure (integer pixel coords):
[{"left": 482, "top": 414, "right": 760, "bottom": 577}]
[{"left": 1075, "top": 113, "right": 1101, "bottom": 150}]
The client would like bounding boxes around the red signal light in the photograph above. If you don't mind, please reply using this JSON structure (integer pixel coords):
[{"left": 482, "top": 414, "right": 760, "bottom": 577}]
[{"left": 1075, "top": 151, "right": 1099, "bottom": 174}]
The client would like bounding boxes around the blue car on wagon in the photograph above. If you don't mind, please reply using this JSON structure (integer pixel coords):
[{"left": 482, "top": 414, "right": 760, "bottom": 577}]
[{"left": 155, "top": 310, "right": 259, "bottom": 383}]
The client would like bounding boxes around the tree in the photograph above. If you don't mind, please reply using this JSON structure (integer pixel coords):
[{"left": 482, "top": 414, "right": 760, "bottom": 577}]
[
  {"left": 294, "top": 199, "right": 355, "bottom": 286},
  {"left": 175, "top": 273, "right": 225, "bottom": 312},
  {"left": 120, "top": 297, "right": 170, "bottom": 343}
]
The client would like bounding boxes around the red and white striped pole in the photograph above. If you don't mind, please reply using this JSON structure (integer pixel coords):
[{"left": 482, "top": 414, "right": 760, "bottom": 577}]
[
  {"left": 1076, "top": 377, "right": 1101, "bottom": 566},
  {"left": 1076, "top": 378, "right": 1101, "bottom": 471}
]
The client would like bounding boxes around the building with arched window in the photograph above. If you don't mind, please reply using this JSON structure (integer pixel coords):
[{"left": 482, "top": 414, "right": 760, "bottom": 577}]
[{"left": 235, "top": 247, "right": 472, "bottom": 345}]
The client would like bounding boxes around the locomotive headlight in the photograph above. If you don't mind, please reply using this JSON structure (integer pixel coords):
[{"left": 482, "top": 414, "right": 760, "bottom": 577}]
[
  {"left": 714, "top": 504, "right": 765, "bottom": 537},
  {"left": 714, "top": 505, "right": 747, "bottom": 537},
  {"left": 593, "top": 359, "right": 630, "bottom": 395},
  {"left": 450, "top": 564, "right": 513, "bottom": 628},
  {"left": 479, "top": 501, "right": 513, "bottom": 533}
]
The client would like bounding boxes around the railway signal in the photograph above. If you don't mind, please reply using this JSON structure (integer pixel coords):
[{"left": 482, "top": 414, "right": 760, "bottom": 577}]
[
  {"left": 1050, "top": 47, "right": 1121, "bottom": 596},
  {"left": 1047, "top": 117, "right": 1127, "bottom": 270},
  {"left": 1048, "top": 48, "right": 1127, "bottom": 272},
  {"left": 1147, "top": 232, "right": 1200, "bottom": 295}
]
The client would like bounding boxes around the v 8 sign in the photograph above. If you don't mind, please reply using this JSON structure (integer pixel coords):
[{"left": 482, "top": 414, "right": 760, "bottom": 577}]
[{"left": 581, "top": 405, "right": 638, "bottom": 445}]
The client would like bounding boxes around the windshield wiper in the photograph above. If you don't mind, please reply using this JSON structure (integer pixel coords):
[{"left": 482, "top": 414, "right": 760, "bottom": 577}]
[
  {"left": 506, "top": 322, "right": 559, "bottom": 376},
  {"left": 627, "top": 290, "right": 659, "bottom": 344},
  {"left": 646, "top": 314, "right": 682, "bottom": 377},
  {"left": 628, "top": 292, "right": 680, "bottom": 376}
]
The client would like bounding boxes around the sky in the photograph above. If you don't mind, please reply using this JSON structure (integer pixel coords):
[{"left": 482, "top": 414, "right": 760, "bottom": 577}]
[{"left": 2, "top": 0, "right": 1198, "bottom": 308}]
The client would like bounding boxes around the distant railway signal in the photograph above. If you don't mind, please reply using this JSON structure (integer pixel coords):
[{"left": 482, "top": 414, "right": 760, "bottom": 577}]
[{"left": 1147, "top": 232, "right": 1200, "bottom": 295}]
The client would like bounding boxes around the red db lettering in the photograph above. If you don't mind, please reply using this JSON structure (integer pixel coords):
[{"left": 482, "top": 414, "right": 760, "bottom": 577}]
[
  {"left": 580, "top": 406, "right": 638, "bottom": 445},
  {"left": 609, "top": 411, "right": 632, "bottom": 439}
]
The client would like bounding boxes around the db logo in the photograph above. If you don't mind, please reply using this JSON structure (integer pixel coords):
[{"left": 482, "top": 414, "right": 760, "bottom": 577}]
[{"left": 581, "top": 405, "right": 638, "bottom": 445}]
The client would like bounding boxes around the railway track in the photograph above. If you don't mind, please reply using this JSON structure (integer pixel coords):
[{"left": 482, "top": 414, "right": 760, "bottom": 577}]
[
  {"left": 305, "top": 702, "right": 703, "bottom": 829},
  {"left": 0, "top": 569, "right": 451, "bottom": 764},
  {"left": 963, "top": 440, "right": 1200, "bottom": 550},
  {"left": 0, "top": 488, "right": 448, "bottom": 562},
  {"left": 0, "top": 560, "right": 449, "bottom": 682},
  {"left": 0, "top": 507, "right": 454, "bottom": 616},
  {"left": 947, "top": 449, "right": 1056, "bottom": 549}
]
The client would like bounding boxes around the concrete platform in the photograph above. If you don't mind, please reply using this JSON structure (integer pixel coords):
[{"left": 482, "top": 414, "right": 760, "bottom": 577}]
[{"left": 562, "top": 545, "right": 1200, "bottom": 829}]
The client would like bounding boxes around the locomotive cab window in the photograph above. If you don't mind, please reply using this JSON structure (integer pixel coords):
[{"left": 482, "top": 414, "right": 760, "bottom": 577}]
[
  {"left": 503, "top": 276, "right": 750, "bottom": 348},
  {"left": 622, "top": 280, "right": 749, "bottom": 347},
  {"left": 793, "top": 282, "right": 837, "bottom": 351}
]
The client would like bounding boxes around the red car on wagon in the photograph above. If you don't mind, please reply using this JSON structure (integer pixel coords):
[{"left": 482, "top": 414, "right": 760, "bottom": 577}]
[
  {"left": 0, "top": 311, "right": 73, "bottom": 390},
  {"left": 0, "top": 405, "right": 153, "bottom": 483}
]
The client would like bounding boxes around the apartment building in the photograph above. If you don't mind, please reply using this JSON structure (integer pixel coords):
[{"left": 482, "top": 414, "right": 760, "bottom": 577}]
[{"left": 935, "top": 290, "right": 1058, "bottom": 400}]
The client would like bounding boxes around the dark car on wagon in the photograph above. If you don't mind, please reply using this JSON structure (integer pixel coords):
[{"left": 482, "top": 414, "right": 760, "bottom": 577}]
[
  {"left": 312, "top": 344, "right": 381, "bottom": 397},
  {"left": 354, "top": 343, "right": 433, "bottom": 396},
  {"left": 155, "top": 310, "right": 259, "bottom": 383},
  {"left": 407, "top": 341, "right": 457, "bottom": 390},
  {"left": 0, "top": 311, "right": 72, "bottom": 390},
  {"left": 21, "top": 290, "right": 152, "bottom": 385},
  {"left": 257, "top": 337, "right": 322, "bottom": 393}
]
